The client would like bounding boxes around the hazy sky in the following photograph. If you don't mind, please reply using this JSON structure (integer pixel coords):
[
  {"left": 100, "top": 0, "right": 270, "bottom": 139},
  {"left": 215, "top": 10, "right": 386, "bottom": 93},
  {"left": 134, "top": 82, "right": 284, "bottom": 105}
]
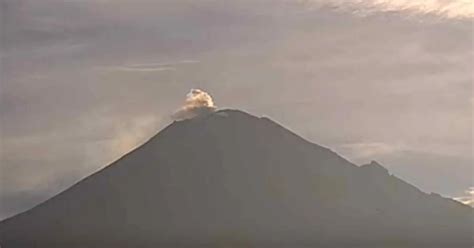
[{"left": 0, "top": 0, "right": 473, "bottom": 219}]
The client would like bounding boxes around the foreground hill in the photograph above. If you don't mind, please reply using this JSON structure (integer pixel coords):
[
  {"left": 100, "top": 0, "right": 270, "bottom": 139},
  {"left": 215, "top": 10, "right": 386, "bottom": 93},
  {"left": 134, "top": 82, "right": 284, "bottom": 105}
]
[{"left": 0, "top": 109, "right": 472, "bottom": 247}]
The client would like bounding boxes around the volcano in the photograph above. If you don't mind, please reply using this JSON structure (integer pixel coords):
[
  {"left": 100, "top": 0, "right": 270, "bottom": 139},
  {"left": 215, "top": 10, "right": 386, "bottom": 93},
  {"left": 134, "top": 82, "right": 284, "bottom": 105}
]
[{"left": 0, "top": 109, "right": 472, "bottom": 247}]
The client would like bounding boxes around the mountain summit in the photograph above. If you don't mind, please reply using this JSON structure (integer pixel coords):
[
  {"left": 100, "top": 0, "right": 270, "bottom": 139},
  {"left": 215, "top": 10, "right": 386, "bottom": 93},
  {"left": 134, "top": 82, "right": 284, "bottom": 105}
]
[{"left": 0, "top": 109, "right": 472, "bottom": 247}]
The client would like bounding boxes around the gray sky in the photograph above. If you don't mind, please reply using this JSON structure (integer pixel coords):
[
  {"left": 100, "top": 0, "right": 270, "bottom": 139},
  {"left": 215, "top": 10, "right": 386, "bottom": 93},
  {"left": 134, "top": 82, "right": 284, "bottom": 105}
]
[{"left": 0, "top": 0, "right": 473, "bottom": 219}]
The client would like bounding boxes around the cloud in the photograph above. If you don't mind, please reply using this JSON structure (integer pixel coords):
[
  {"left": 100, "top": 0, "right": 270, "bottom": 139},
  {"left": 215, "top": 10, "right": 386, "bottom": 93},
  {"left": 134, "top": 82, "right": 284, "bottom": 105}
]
[
  {"left": 110, "top": 66, "right": 176, "bottom": 72},
  {"left": 339, "top": 142, "right": 403, "bottom": 160},
  {"left": 101, "top": 60, "right": 200, "bottom": 72},
  {"left": 172, "top": 89, "right": 217, "bottom": 121},
  {"left": 299, "top": 0, "right": 474, "bottom": 19},
  {"left": 454, "top": 187, "right": 474, "bottom": 207}
]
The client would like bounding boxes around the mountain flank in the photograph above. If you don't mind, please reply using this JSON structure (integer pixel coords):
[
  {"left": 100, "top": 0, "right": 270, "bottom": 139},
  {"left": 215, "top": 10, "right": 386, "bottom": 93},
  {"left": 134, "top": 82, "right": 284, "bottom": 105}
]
[{"left": 0, "top": 109, "right": 472, "bottom": 247}]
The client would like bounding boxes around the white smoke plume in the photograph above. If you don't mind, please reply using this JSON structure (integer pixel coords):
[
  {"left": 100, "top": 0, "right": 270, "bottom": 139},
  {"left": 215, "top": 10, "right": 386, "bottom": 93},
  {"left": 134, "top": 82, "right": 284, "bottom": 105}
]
[{"left": 172, "top": 89, "right": 217, "bottom": 121}]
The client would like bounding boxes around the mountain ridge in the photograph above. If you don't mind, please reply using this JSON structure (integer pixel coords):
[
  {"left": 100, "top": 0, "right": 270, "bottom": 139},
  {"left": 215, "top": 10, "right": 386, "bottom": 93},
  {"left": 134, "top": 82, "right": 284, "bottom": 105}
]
[{"left": 0, "top": 109, "right": 472, "bottom": 247}]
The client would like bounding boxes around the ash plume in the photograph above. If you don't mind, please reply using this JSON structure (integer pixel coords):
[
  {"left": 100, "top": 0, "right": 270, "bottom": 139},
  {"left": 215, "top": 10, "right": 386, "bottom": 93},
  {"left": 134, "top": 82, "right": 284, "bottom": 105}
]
[{"left": 172, "top": 89, "right": 217, "bottom": 120}]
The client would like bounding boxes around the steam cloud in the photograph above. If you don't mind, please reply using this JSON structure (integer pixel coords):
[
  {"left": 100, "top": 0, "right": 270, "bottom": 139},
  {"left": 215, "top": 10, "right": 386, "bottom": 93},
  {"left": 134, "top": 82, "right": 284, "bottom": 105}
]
[{"left": 172, "top": 89, "right": 217, "bottom": 120}]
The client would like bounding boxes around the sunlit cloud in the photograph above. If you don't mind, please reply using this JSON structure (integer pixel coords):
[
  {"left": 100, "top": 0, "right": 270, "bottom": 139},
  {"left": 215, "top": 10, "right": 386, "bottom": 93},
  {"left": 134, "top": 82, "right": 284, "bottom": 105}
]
[
  {"left": 339, "top": 142, "right": 403, "bottom": 159},
  {"left": 298, "top": 0, "right": 474, "bottom": 19},
  {"left": 454, "top": 187, "right": 474, "bottom": 207}
]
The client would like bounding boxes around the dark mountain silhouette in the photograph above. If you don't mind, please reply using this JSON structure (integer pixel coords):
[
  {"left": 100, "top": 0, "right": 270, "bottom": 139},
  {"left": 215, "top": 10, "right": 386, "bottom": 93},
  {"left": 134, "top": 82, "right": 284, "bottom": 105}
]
[{"left": 0, "top": 109, "right": 472, "bottom": 247}]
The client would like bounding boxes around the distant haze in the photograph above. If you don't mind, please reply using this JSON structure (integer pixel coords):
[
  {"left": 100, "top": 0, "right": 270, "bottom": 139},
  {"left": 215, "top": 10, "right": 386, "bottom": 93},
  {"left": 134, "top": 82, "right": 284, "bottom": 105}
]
[{"left": 0, "top": 0, "right": 472, "bottom": 219}]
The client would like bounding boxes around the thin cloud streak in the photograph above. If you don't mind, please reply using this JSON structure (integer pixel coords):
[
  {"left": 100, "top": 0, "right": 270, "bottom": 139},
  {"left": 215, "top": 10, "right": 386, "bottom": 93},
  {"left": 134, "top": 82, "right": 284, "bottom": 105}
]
[
  {"left": 126, "top": 60, "right": 200, "bottom": 68},
  {"left": 99, "top": 60, "right": 200, "bottom": 72},
  {"left": 107, "top": 66, "right": 176, "bottom": 72},
  {"left": 299, "top": 0, "right": 474, "bottom": 19}
]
